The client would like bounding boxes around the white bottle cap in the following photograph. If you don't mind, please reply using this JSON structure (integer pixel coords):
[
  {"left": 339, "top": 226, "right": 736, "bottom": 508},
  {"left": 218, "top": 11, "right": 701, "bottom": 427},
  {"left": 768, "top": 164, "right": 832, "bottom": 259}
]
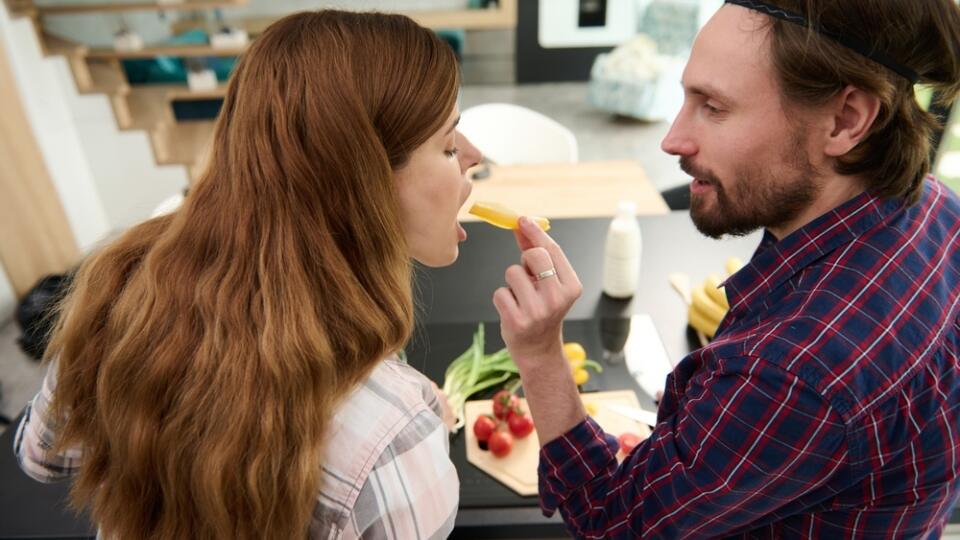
[{"left": 616, "top": 200, "right": 637, "bottom": 218}]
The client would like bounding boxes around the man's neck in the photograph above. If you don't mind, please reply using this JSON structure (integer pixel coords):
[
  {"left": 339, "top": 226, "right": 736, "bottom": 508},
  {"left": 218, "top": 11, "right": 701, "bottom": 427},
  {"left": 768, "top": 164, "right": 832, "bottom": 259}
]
[{"left": 767, "top": 174, "right": 868, "bottom": 240}]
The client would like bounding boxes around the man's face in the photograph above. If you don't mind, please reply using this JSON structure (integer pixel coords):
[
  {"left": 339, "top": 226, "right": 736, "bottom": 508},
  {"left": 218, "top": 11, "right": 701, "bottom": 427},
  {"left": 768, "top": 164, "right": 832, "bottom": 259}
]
[{"left": 662, "top": 5, "right": 822, "bottom": 239}]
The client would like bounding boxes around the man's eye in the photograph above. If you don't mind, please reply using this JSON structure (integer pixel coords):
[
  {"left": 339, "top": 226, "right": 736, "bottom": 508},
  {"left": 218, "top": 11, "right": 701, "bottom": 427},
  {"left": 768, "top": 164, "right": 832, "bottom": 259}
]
[{"left": 704, "top": 103, "right": 723, "bottom": 114}]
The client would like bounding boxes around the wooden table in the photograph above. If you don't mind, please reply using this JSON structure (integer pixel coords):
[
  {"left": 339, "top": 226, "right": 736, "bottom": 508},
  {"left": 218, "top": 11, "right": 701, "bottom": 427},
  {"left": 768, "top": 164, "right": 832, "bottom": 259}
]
[{"left": 458, "top": 160, "right": 670, "bottom": 221}]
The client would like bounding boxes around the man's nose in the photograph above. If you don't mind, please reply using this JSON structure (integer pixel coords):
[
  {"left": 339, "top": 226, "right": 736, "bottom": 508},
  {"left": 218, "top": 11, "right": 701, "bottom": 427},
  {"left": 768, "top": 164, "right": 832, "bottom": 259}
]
[{"left": 660, "top": 111, "right": 697, "bottom": 157}]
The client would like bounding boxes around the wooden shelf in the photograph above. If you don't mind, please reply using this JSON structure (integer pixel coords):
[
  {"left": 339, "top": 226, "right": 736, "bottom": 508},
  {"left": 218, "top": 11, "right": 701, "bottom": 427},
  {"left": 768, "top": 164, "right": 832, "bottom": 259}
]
[
  {"left": 5, "top": 0, "right": 37, "bottom": 17},
  {"left": 126, "top": 84, "right": 180, "bottom": 128},
  {"left": 86, "top": 44, "right": 246, "bottom": 59},
  {"left": 122, "top": 83, "right": 226, "bottom": 131},
  {"left": 37, "top": 0, "right": 245, "bottom": 15},
  {"left": 151, "top": 119, "right": 214, "bottom": 167},
  {"left": 166, "top": 85, "right": 225, "bottom": 101},
  {"left": 173, "top": 0, "right": 517, "bottom": 35},
  {"left": 41, "top": 31, "right": 87, "bottom": 56},
  {"left": 85, "top": 60, "right": 129, "bottom": 95},
  {"left": 408, "top": 0, "right": 516, "bottom": 30}
]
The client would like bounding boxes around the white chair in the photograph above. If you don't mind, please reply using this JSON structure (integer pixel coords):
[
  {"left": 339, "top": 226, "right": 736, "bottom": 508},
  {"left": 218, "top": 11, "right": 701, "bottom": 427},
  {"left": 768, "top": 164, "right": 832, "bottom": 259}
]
[{"left": 458, "top": 103, "right": 578, "bottom": 165}]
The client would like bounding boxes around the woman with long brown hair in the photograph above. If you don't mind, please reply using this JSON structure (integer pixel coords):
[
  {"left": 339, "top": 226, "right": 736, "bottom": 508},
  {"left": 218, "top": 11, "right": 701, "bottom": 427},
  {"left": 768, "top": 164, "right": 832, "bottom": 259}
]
[{"left": 14, "top": 10, "right": 480, "bottom": 539}]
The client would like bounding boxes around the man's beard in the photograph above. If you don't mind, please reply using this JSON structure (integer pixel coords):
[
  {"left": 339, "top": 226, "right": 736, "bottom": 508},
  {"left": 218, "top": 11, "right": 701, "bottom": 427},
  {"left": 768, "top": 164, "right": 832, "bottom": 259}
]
[{"left": 682, "top": 133, "right": 820, "bottom": 239}]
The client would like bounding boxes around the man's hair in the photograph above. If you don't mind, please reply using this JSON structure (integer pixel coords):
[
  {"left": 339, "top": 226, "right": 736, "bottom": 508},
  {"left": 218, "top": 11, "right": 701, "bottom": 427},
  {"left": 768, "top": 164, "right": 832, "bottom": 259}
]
[{"left": 763, "top": 0, "right": 960, "bottom": 203}]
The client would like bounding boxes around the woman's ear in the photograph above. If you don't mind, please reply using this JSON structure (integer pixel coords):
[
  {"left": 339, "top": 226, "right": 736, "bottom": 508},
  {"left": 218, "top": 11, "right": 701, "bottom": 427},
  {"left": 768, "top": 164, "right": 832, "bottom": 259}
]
[{"left": 823, "top": 85, "right": 881, "bottom": 157}]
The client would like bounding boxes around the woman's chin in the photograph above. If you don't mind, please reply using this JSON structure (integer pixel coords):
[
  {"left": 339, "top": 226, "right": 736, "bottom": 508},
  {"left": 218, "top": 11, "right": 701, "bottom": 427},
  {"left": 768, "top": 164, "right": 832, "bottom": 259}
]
[{"left": 413, "top": 246, "right": 459, "bottom": 268}]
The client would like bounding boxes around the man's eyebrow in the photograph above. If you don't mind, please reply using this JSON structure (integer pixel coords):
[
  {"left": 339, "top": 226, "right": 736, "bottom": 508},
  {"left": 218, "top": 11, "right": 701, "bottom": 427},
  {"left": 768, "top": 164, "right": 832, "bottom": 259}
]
[
  {"left": 445, "top": 115, "right": 461, "bottom": 134},
  {"left": 684, "top": 82, "right": 736, "bottom": 105}
]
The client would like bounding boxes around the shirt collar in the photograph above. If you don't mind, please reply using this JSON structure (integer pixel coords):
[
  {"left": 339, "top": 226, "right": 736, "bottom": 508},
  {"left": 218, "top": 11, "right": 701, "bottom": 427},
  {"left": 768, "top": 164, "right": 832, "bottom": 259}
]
[{"left": 723, "top": 189, "right": 906, "bottom": 316}]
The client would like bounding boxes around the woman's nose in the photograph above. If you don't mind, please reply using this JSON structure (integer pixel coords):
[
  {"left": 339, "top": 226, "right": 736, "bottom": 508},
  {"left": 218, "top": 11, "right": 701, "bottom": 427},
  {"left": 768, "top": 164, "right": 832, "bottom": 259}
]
[{"left": 457, "top": 132, "right": 482, "bottom": 172}]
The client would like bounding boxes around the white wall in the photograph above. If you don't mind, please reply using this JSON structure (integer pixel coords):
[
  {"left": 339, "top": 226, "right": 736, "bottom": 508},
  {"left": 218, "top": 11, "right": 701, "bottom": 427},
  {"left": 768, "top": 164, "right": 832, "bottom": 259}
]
[
  {"left": 0, "top": 265, "right": 14, "bottom": 324},
  {"left": 2, "top": 4, "right": 188, "bottom": 243},
  {"left": 0, "top": 5, "right": 110, "bottom": 251},
  {"left": 53, "top": 61, "right": 189, "bottom": 230}
]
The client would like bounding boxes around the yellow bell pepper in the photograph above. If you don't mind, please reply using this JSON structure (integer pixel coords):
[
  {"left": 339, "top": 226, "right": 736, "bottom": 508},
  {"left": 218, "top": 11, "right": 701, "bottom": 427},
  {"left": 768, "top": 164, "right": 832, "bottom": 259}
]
[{"left": 469, "top": 201, "right": 550, "bottom": 231}]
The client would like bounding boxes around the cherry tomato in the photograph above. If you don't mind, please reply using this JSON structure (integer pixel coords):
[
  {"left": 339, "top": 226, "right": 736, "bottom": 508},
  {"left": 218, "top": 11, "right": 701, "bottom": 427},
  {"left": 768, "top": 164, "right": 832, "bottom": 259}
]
[
  {"left": 473, "top": 415, "right": 497, "bottom": 443},
  {"left": 618, "top": 432, "right": 643, "bottom": 455},
  {"left": 488, "top": 430, "right": 514, "bottom": 458},
  {"left": 507, "top": 412, "right": 534, "bottom": 438},
  {"left": 492, "top": 390, "right": 520, "bottom": 420}
]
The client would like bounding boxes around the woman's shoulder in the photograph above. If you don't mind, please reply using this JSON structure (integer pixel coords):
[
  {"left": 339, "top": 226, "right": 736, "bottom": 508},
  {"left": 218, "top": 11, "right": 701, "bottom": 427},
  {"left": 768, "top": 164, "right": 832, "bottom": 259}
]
[
  {"left": 372, "top": 356, "right": 441, "bottom": 408},
  {"left": 336, "top": 356, "right": 437, "bottom": 417},
  {"left": 312, "top": 356, "right": 453, "bottom": 536},
  {"left": 321, "top": 358, "right": 439, "bottom": 476}
]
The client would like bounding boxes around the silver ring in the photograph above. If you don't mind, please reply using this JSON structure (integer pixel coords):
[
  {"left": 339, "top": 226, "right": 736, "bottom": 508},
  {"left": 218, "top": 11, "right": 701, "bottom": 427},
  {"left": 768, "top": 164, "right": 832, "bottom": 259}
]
[{"left": 535, "top": 268, "right": 557, "bottom": 281}]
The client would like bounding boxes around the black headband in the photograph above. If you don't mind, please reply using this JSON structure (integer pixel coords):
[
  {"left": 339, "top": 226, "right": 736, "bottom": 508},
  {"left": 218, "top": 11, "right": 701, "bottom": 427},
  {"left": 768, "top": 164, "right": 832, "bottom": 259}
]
[{"left": 724, "top": 0, "right": 919, "bottom": 83}]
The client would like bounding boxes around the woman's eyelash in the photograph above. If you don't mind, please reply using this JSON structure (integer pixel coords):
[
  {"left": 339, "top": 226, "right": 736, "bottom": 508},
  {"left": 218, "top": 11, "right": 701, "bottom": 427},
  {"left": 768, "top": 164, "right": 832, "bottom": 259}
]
[{"left": 445, "top": 147, "right": 459, "bottom": 157}]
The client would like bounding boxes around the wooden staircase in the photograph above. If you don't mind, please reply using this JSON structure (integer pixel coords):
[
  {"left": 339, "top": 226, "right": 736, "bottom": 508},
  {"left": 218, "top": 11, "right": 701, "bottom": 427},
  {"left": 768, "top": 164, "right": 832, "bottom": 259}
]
[{"left": 9, "top": 0, "right": 519, "bottom": 188}]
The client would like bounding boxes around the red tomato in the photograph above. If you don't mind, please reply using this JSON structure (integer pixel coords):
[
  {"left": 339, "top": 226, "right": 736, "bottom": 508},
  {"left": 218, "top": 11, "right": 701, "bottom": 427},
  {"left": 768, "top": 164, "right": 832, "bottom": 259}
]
[
  {"left": 488, "top": 430, "right": 514, "bottom": 458},
  {"left": 473, "top": 415, "right": 497, "bottom": 443},
  {"left": 507, "top": 412, "right": 534, "bottom": 438},
  {"left": 492, "top": 390, "right": 520, "bottom": 420},
  {"left": 618, "top": 433, "right": 642, "bottom": 455}
]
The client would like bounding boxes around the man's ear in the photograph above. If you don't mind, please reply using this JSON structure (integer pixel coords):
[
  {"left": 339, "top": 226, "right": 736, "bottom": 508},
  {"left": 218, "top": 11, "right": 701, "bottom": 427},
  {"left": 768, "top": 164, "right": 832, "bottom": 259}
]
[{"left": 824, "top": 85, "right": 881, "bottom": 157}]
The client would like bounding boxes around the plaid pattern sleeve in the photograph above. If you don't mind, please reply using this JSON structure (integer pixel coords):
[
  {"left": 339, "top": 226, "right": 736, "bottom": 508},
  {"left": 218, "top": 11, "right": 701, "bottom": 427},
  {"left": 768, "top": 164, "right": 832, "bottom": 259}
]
[
  {"left": 539, "top": 359, "right": 847, "bottom": 539},
  {"left": 343, "top": 410, "right": 458, "bottom": 539},
  {"left": 539, "top": 179, "right": 960, "bottom": 539},
  {"left": 13, "top": 360, "right": 84, "bottom": 482},
  {"left": 311, "top": 357, "right": 458, "bottom": 540}
]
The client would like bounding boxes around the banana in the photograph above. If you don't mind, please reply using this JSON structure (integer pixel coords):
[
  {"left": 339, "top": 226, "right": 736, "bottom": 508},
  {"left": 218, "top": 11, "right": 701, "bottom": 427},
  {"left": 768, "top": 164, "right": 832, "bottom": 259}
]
[
  {"left": 687, "top": 303, "right": 720, "bottom": 338},
  {"left": 692, "top": 285, "right": 727, "bottom": 323},
  {"left": 725, "top": 256, "right": 744, "bottom": 276},
  {"left": 704, "top": 274, "right": 729, "bottom": 309},
  {"left": 468, "top": 201, "right": 551, "bottom": 231},
  {"left": 684, "top": 259, "right": 741, "bottom": 342}
]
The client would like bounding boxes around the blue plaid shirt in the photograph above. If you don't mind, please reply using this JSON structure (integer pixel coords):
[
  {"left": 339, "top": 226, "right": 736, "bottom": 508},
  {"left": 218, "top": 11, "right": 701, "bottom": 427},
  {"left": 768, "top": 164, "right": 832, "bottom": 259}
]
[{"left": 540, "top": 179, "right": 960, "bottom": 539}]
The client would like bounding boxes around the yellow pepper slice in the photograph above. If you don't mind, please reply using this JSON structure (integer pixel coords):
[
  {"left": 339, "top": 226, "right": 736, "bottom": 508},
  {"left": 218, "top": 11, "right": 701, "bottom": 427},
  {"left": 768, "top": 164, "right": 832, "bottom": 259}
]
[
  {"left": 563, "top": 342, "right": 586, "bottom": 362},
  {"left": 468, "top": 201, "right": 550, "bottom": 231}
]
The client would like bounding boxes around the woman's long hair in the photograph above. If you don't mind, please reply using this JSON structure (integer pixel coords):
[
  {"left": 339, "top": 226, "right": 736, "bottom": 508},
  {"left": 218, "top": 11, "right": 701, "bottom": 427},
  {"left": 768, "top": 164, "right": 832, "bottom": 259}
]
[{"left": 47, "top": 10, "right": 460, "bottom": 539}]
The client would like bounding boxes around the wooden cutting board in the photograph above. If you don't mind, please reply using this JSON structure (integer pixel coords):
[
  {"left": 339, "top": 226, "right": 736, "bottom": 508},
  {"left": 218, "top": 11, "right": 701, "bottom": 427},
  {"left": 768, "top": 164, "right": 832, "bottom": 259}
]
[{"left": 463, "top": 390, "right": 653, "bottom": 496}]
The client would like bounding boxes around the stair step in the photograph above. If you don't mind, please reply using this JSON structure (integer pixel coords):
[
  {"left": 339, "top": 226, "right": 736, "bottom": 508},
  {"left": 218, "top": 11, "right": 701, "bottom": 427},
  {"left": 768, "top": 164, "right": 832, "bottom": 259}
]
[
  {"left": 126, "top": 84, "right": 179, "bottom": 129},
  {"left": 151, "top": 120, "right": 215, "bottom": 169},
  {"left": 85, "top": 60, "right": 129, "bottom": 95}
]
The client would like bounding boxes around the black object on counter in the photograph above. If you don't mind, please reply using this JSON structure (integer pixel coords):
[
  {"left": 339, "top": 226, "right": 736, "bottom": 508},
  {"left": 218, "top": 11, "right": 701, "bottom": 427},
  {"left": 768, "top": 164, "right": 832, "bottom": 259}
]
[{"left": 15, "top": 273, "right": 72, "bottom": 360}]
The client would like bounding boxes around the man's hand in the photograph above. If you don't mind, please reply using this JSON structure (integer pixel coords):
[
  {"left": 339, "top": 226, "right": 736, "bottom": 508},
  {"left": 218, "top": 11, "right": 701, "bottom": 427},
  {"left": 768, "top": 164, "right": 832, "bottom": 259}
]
[
  {"left": 492, "top": 216, "right": 586, "bottom": 445},
  {"left": 493, "top": 217, "right": 583, "bottom": 363}
]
